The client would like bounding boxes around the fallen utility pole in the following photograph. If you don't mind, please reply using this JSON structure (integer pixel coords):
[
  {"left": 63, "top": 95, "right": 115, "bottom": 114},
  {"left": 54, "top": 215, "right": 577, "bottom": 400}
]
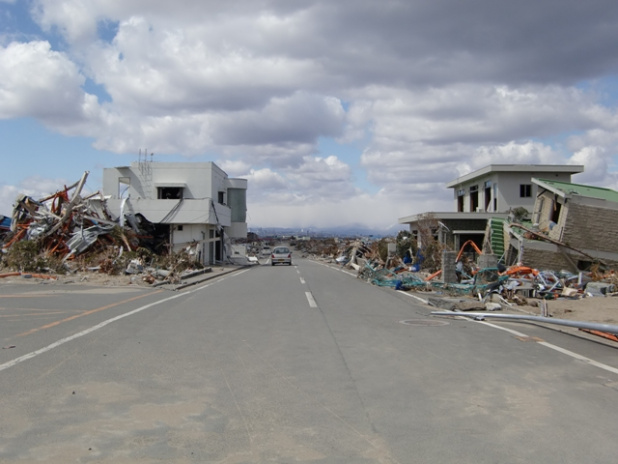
[{"left": 431, "top": 311, "right": 618, "bottom": 335}]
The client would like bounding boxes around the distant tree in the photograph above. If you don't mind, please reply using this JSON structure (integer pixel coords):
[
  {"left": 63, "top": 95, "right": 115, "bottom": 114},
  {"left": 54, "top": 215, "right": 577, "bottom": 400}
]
[
  {"left": 396, "top": 230, "right": 416, "bottom": 261},
  {"left": 510, "top": 207, "right": 529, "bottom": 223},
  {"left": 416, "top": 213, "right": 444, "bottom": 272}
]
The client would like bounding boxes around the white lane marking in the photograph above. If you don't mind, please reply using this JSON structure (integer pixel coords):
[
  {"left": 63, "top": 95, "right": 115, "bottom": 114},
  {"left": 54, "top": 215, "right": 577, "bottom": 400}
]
[
  {"left": 537, "top": 342, "right": 618, "bottom": 375},
  {"left": 311, "top": 259, "right": 357, "bottom": 276},
  {"left": 481, "top": 319, "right": 618, "bottom": 375},
  {"left": 435, "top": 313, "right": 618, "bottom": 377},
  {"left": 398, "top": 290, "right": 429, "bottom": 305},
  {"left": 0, "top": 270, "right": 249, "bottom": 373},
  {"left": 0, "top": 292, "right": 180, "bottom": 373},
  {"left": 305, "top": 292, "right": 317, "bottom": 308},
  {"left": 300, "top": 277, "right": 306, "bottom": 285}
]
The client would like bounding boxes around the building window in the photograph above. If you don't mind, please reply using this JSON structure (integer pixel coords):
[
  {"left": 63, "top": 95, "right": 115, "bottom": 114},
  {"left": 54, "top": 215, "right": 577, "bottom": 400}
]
[
  {"left": 456, "top": 189, "right": 465, "bottom": 212},
  {"left": 158, "top": 187, "right": 183, "bottom": 199},
  {"left": 457, "top": 196, "right": 464, "bottom": 212},
  {"left": 218, "top": 191, "right": 225, "bottom": 204},
  {"left": 520, "top": 184, "right": 532, "bottom": 198},
  {"left": 118, "top": 177, "right": 130, "bottom": 198},
  {"left": 469, "top": 185, "right": 479, "bottom": 212}
]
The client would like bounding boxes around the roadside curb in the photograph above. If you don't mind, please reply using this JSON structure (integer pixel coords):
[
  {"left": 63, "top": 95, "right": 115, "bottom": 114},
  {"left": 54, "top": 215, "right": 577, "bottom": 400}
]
[{"left": 165, "top": 265, "right": 254, "bottom": 291}]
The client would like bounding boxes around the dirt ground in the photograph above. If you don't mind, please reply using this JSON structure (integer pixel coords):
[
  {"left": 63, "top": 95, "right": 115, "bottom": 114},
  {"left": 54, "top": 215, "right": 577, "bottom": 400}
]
[{"left": 519, "top": 294, "right": 618, "bottom": 325}]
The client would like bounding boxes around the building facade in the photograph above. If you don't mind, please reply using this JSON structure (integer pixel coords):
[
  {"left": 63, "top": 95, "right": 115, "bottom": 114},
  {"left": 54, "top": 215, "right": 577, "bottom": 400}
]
[
  {"left": 445, "top": 164, "right": 584, "bottom": 213},
  {"left": 102, "top": 160, "right": 247, "bottom": 265}
]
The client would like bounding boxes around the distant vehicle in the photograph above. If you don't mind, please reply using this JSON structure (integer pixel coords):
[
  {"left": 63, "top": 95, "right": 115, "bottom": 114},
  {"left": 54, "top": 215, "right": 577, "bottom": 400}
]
[
  {"left": 260, "top": 247, "right": 271, "bottom": 258},
  {"left": 271, "top": 246, "right": 292, "bottom": 266}
]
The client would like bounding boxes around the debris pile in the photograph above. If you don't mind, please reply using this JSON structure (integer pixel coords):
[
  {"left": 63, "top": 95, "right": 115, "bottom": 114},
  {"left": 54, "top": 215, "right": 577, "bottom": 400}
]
[
  {"left": 0, "top": 172, "right": 205, "bottom": 284},
  {"left": 305, "top": 234, "right": 618, "bottom": 308}
]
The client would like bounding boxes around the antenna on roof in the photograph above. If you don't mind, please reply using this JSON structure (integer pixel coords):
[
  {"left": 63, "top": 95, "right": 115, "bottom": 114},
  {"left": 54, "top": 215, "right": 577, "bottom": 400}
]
[{"left": 138, "top": 148, "right": 153, "bottom": 180}]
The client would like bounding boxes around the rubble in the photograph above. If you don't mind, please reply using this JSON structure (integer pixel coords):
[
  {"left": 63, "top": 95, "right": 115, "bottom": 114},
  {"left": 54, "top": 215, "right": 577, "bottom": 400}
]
[
  {"left": 303, "top": 233, "right": 618, "bottom": 335},
  {"left": 0, "top": 172, "right": 212, "bottom": 285}
]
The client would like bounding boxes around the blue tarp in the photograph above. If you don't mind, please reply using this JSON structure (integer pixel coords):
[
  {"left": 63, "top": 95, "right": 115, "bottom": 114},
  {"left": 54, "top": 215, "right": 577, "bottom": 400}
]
[{"left": 0, "top": 215, "right": 10, "bottom": 231}]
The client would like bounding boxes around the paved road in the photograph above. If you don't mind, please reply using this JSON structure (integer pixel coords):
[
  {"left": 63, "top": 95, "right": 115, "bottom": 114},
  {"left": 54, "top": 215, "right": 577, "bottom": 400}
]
[{"left": 1, "top": 258, "right": 618, "bottom": 463}]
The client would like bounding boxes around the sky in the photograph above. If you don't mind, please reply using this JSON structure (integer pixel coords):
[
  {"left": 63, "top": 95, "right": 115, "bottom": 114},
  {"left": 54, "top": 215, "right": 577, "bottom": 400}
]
[{"left": 1, "top": 0, "right": 618, "bottom": 231}]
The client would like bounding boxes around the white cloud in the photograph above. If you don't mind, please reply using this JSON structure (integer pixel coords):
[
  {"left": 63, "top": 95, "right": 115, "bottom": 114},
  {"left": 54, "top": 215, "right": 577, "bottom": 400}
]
[
  {"left": 1, "top": 0, "right": 618, "bottom": 229},
  {"left": 568, "top": 146, "right": 618, "bottom": 190},
  {"left": 0, "top": 41, "right": 88, "bottom": 122}
]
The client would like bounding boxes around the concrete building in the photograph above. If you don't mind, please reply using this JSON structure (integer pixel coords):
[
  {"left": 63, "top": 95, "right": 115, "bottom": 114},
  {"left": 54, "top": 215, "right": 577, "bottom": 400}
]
[
  {"left": 102, "top": 160, "right": 247, "bottom": 265},
  {"left": 398, "top": 164, "right": 584, "bottom": 257},
  {"left": 446, "top": 164, "right": 583, "bottom": 214}
]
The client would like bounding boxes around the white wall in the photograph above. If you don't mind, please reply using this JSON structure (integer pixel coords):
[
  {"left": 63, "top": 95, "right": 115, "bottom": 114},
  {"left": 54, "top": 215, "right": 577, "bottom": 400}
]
[
  {"left": 451, "top": 170, "right": 576, "bottom": 214},
  {"left": 171, "top": 223, "right": 216, "bottom": 264},
  {"left": 103, "top": 162, "right": 247, "bottom": 248}
]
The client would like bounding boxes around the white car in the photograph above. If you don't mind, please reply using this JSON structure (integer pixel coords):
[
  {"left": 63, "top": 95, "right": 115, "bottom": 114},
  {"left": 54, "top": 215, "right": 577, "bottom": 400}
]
[{"left": 271, "top": 246, "right": 292, "bottom": 266}]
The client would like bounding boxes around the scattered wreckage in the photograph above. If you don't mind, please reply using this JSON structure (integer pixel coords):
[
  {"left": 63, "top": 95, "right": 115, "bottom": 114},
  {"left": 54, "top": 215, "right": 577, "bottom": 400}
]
[
  {"left": 309, "top": 235, "right": 618, "bottom": 340},
  {"left": 0, "top": 171, "right": 212, "bottom": 285},
  {"left": 315, "top": 237, "right": 617, "bottom": 301}
]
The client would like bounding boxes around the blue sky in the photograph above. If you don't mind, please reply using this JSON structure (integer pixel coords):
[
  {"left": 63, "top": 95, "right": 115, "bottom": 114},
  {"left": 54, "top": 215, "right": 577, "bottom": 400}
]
[{"left": 2, "top": 0, "right": 618, "bottom": 229}]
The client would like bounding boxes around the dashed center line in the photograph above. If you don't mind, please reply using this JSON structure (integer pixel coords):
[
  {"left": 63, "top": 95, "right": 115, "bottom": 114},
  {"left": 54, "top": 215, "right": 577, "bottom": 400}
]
[{"left": 305, "top": 292, "right": 317, "bottom": 308}]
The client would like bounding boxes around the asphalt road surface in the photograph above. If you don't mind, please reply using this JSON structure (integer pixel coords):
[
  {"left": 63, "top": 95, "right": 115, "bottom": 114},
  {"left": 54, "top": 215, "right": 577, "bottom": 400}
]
[{"left": 1, "top": 257, "right": 618, "bottom": 463}]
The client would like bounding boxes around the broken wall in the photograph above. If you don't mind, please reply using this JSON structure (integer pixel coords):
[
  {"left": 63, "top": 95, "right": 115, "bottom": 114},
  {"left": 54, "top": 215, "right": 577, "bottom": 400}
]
[
  {"left": 559, "top": 202, "right": 618, "bottom": 254},
  {"left": 518, "top": 239, "right": 618, "bottom": 272},
  {"left": 534, "top": 191, "right": 560, "bottom": 233},
  {"left": 170, "top": 223, "right": 212, "bottom": 265}
]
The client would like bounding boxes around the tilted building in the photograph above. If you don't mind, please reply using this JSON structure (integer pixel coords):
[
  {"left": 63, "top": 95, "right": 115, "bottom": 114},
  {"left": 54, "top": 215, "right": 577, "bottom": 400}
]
[{"left": 509, "top": 178, "right": 618, "bottom": 270}]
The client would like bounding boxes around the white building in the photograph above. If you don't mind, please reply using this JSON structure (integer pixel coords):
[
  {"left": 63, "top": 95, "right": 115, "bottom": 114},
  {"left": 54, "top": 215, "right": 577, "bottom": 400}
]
[
  {"left": 446, "top": 164, "right": 584, "bottom": 213},
  {"left": 398, "top": 164, "right": 584, "bottom": 256},
  {"left": 102, "top": 160, "right": 247, "bottom": 265}
]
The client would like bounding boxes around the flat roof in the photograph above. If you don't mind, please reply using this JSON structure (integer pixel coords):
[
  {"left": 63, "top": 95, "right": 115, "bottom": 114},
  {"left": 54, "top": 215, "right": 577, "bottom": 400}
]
[
  {"left": 398, "top": 212, "right": 508, "bottom": 224},
  {"left": 533, "top": 178, "right": 618, "bottom": 203},
  {"left": 446, "top": 164, "right": 584, "bottom": 188}
]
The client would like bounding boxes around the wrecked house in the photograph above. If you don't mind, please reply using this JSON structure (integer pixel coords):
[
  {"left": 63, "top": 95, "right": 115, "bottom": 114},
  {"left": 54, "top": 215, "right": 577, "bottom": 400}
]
[
  {"left": 503, "top": 178, "right": 618, "bottom": 271},
  {"left": 102, "top": 159, "right": 247, "bottom": 265},
  {"left": 390, "top": 165, "right": 618, "bottom": 306},
  {"left": 398, "top": 164, "right": 585, "bottom": 257}
]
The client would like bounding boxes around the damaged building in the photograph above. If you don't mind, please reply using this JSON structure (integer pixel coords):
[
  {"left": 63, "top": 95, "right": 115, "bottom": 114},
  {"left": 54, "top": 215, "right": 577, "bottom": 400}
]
[
  {"left": 398, "top": 164, "right": 584, "bottom": 258},
  {"left": 503, "top": 178, "right": 618, "bottom": 271},
  {"left": 102, "top": 159, "right": 247, "bottom": 265}
]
